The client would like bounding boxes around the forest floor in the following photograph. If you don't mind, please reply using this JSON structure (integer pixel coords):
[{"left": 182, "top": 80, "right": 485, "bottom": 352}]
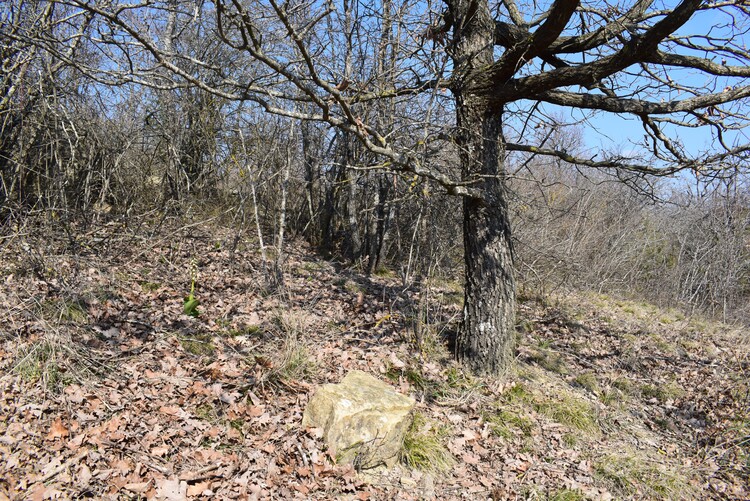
[{"left": 0, "top": 215, "right": 748, "bottom": 500}]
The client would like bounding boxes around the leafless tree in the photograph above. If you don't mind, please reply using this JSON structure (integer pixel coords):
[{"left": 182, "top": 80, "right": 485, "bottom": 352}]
[{"left": 1, "top": 1, "right": 94, "bottom": 211}]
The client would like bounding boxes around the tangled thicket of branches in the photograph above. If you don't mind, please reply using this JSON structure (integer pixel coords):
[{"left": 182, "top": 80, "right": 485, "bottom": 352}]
[{"left": 511, "top": 155, "right": 750, "bottom": 324}]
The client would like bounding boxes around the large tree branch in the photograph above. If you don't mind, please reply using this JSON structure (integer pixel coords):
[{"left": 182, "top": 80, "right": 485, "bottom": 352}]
[
  {"left": 644, "top": 50, "right": 750, "bottom": 77},
  {"left": 490, "top": 0, "right": 579, "bottom": 82},
  {"left": 548, "top": 0, "right": 654, "bottom": 54},
  {"left": 507, "top": 140, "right": 750, "bottom": 175},
  {"left": 494, "top": 22, "right": 569, "bottom": 68},
  {"left": 538, "top": 86, "right": 750, "bottom": 115},
  {"left": 494, "top": 0, "right": 655, "bottom": 58},
  {"left": 477, "top": 0, "right": 703, "bottom": 105},
  {"left": 506, "top": 142, "right": 676, "bottom": 175},
  {"left": 500, "top": 0, "right": 526, "bottom": 27}
]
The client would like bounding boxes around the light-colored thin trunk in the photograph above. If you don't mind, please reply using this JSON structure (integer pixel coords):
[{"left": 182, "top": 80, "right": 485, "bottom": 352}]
[
  {"left": 238, "top": 128, "right": 270, "bottom": 277},
  {"left": 275, "top": 120, "right": 295, "bottom": 285}
]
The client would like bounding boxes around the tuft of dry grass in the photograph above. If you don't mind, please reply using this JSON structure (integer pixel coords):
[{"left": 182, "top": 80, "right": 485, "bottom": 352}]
[
  {"left": 256, "top": 310, "right": 317, "bottom": 388},
  {"left": 399, "top": 412, "right": 455, "bottom": 473},
  {"left": 13, "top": 328, "right": 107, "bottom": 392},
  {"left": 594, "top": 449, "right": 696, "bottom": 499}
]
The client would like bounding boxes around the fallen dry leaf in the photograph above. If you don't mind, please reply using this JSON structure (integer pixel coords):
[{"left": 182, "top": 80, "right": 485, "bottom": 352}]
[
  {"left": 154, "top": 478, "right": 187, "bottom": 501},
  {"left": 186, "top": 481, "right": 211, "bottom": 496},
  {"left": 46, "top": 418, "right": 69, "bottom": 441},
  {"left": 124, "top": 481, "right": 151, "bottom": 494}
]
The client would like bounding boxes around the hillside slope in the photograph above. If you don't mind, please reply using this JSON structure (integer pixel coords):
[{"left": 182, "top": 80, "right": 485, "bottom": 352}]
[{"left": 0, "top": 218, "right": 747, "bottom": 499}]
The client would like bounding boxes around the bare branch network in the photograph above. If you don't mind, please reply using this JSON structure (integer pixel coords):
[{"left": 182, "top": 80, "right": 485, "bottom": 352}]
[{"left": 9, "top": 0, "right": 745, "bottom": 199}]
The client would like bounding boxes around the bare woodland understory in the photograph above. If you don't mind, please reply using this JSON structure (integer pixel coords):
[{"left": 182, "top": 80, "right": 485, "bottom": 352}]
[
  {"left": 0, "top": 0, "right": 749, "bottom": 498},
  {"left": 3, "top": 0, "right": 750, "bottom": 373}
]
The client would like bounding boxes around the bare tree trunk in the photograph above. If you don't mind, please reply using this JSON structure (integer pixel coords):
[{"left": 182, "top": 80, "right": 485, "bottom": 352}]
[
  {"left": 345, "top": 159, "right": 362, "bottom": 261},
  {"left": 319, "top": 177, "right": 336, "bottom": 255},
  {"left": 318, "top": 157, "right": 347, "bottom": 256},
  {"left": 402, "top": 206, "right": 422, "bottom": 286},
  {"left": 455, "top": 100, "right": 516, "bottom": 374},
  {"left": 341, "top": 0, "right": 361, "bottom": 263},
  {"left": 274, "top": 120, "right": 295, "bottom": 286},
  {"left": 300, "top": 121, "right": 319, "bottom": 242},
  {"left": 375, "top": 184, "right": 394, "bottom": 270},
  {"left": 364, "top": 177, "right": 382, "bottom": 274},
  {"left": 365, "top": 0, "right": 394, "bottom": 275},
  {"left": 450, "top": 0, "right": 516, "bottom": 374}
]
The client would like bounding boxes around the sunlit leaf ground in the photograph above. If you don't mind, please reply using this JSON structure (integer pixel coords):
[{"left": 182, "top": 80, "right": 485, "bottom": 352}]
[{"left": 1, "top": 216, "right": 747, "bottom": 499}]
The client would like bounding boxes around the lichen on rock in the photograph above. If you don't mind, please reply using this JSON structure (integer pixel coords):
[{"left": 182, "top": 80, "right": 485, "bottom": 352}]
[{"left": 302, "top": 370, "right": 415, "bottom": 469}]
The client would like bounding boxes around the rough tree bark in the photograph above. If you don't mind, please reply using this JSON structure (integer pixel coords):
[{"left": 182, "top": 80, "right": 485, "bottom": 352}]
[
  {"left": 455, "top": 101, "right": 516, "bottom": 373},
  {"left": 450, "top": 0, "right": 516, "bottom": 373}
]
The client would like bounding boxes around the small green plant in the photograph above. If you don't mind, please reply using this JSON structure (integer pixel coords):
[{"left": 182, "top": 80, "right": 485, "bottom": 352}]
[
  {"left": 404, "top": 366, "right": 428, "bottom": 391},
  {"left": 431, "top": 366, "right": 485, "bottom": 403},
  {"left": 140, "top": 281, "right": 161, "bottom": 292},
  {"left": 534, "top": 393, "right": 598, "bottom": 433},
  {"left": 261, "top": 312, "right": 317, "bottom": 384},
  {"left": 373, "top": 266, "right": 396, "bottom": 278},
  {"left": 640, "top": 381, "right": 684, "bottom": 402},
  {"left": 302, "top": 261, "right": 326, "bottom": 273},
  {"left": 195, "top": 403, "right": 216, "bottom": 421},
  {"left": 621, "top": 304, "right": 637, "bottom": 314},
  {"left": 62, "top": 300, "right": 88, "bottom": 323},
  {"left": 229, "top": 419, "right": 244, "bottom": 436},
  {"left": 611, "top": 377, "right": 635, "bottom": 395},
  {"left": 444, "top": 366, "right": 480, "bottom": 391},
  {"left": 15, "top": 339, "right": 55, "bottom": 382},
  {"left": 343, "top": 279, "right": 366, "bottom": 294},
  {"left": 599, "top": 388, "right": 625, "bottom": 406},
  {"left": 519, "top": 486, "right": 544, "bottom": 499},
  {"left": 262, "top": 330, "right": 316, "bottom": 387},
  {"left": 39, "top": 297, "right": 88, "bottom": 324},
  {"left": 568, "top": 340, "right": 584, "bottom": 353},
  {"left": 503, "top": 382, "right": 598, "bottom": 434},
  {"left": 502, "top": 383, "right": 533, "bottom": 404},
  {"left": 562, "top": 433, "right": 578, "bottom": 447},
  {"left": 411, "top": 321, "right": 451, "bottom": 362},
  {"left": 278, "top": 342, "right": 314, "bottom": 380},
  {"left": 425, "top": 276, "right": 463, "bottom": 292},
  {"left": 442, "top": 290, "right": 464, "bottom": 306},
  {"left": 243, "top": 324, "right": 262, "bottom": 335},
  {"left": 529, "top": 348, "right": 567, "bottom": 374},
  {"left": 13, "top": 335, "right": 87, "bottom": 391},
  {"left": 399, "top": 413, "right": 454, "bottom": 472},
  {"left": 183, "top": 260, "right": 200, "bottom": 317},
  {"left": 653, "top": 417, "right": 671, "bottom": 430},
  {"left": 385, "top": 364, "right": 401, "bottom": 383},
  {"left": 517, "top": 319, "right": 534, "bottom": 334},
  {"left": 649, "top": 333, "right": 676, "bottom": 354},
  {"left": 732, "top": 417, "right": 750, "bottom": 470},
  {"left": 222, "top": 324, "right": 262, "bottom": 337},
  {"left": 641, "top": 384, "right": 663, "bottom": 400}
]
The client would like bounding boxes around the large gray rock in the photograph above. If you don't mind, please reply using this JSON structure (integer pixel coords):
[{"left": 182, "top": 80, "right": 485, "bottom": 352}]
[{"left": 302, "top": 370, "right": 415, "bottom": 469}]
